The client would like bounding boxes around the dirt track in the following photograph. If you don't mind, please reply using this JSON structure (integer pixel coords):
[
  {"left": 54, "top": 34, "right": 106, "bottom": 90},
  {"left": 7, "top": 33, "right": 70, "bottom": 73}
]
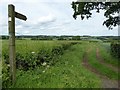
[
  {"left": 96, "top": 48, "right": 119, "bottom": 73},
  {"left": 82, "top": 48, "right": 119, "bottom": 88}
]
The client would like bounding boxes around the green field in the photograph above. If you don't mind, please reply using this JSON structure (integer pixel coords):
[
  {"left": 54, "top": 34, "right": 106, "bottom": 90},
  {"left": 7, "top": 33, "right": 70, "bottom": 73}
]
[{"left": 1, "top": 40, "right": 120, "bottom": 88}]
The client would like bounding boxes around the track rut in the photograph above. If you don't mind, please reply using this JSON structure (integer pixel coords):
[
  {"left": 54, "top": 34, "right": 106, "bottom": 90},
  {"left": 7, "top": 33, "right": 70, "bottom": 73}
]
[{"left": 82, "top": 48, "right": 119, "bottom": 88}]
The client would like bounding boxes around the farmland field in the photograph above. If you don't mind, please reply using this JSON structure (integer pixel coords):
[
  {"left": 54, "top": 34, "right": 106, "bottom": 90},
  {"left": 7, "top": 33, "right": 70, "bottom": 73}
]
[{"left": 1, "top": 40, "right": 120, "bottom": 88}]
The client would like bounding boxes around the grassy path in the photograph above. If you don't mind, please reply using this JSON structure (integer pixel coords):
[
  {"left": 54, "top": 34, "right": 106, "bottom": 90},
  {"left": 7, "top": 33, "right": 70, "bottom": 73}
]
[
  {"left": 96, "top": 48, "right": 119, "bottom": 73},
  {"left": 96, "top": 47, "right": 120, "bottom": 88},
  {"left": 82, "top": 47, "right": 119, "bottom": 88},
  {"left": 82, "top": 49, "right": 108, "bottom": 79}
]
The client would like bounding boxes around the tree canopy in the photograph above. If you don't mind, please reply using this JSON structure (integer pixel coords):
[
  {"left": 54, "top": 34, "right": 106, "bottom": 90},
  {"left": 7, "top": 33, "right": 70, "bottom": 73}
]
[{"left": 71, "top": 1, "right": 120, "bottom": 29}]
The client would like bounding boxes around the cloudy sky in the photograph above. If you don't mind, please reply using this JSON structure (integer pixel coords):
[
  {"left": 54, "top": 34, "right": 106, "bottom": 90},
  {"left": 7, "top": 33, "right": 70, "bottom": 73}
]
[{"left": 0, "top": 0, "right": 119, "bottom": 36}]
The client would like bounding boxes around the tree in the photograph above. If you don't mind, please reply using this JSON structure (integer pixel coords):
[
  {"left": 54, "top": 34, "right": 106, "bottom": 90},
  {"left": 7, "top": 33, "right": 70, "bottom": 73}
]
[
  {"left": 71, "top": 1, "right": 120, "bottom": 29},
  {"left": 72, "top": 36, "right": 81, "bottom": 40}
]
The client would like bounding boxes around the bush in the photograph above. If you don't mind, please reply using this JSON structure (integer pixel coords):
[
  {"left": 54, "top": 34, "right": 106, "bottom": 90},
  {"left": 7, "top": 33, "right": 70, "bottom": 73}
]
[
  {"left": 3, "top": 42, "right": 78, "bottom": 71},
  {"left": 111, "top": 42, "right": 120, "bottom": 59},
  {"left": 37, "top": 49, "right": 51, "bottom": 64},
  {"left": 2, "top": 41, "right": 79, "bottom": 88}
]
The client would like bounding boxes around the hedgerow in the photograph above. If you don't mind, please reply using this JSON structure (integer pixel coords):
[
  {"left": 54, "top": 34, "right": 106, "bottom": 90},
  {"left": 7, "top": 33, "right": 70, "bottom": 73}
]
[
  {"left": 2, "top": 41, "right": 79, "bottom": 87},
  {"left": 110, "top": 41, "right": 120, "bottom": 59}
]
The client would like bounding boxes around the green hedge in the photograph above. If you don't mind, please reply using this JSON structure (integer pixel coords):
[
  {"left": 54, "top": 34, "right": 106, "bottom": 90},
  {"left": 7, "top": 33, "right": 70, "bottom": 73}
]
[
  {"left": 2, "top": 41, "right": 80, "bottom": 87},
  {"left": 111, "top": 42, "right": 120, "bottom": 59},
  {"left": 3, "top": 42, "right": 74, "bottom": 70}
]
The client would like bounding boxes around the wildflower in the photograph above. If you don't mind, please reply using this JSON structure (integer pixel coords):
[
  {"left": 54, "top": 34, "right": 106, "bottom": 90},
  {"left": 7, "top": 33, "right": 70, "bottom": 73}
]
[
  {"left": 7, "top": 64, "right": 10, "bottom": 67},
  {"left": 42, "top": 62, "right": 47, "bottom": 66},
  {"left": 42, "top": 70, "right": 45, "bottom": 73},
  {"left": 31, "top": 51, "right": 35, "bottom": 54},
  {"left": 47, "top": 65, "right": 50, "bottom": 68}
]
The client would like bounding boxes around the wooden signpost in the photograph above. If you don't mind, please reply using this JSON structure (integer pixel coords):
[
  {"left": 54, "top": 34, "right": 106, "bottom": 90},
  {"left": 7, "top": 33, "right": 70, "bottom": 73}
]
[
  {"left": 118, "top": 9, "right": 120, "bottom": 37},
  {"left": 8, "top": 4, "right": 27, "bottom": 83}
]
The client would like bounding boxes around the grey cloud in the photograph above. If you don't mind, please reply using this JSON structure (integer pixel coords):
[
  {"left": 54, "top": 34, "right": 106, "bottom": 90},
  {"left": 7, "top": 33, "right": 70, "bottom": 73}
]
[{"left": 15, "top": 14, "right": 57, "bottom": 31}]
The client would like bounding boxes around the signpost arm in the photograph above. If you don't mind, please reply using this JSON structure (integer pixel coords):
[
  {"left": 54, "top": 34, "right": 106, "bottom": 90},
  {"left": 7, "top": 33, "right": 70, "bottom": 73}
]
[
  {"left": 8, "top": 4, "right": 16, "bottom": 83},
  {"left": 15, "top": 12, "right": 27, "bottom": 21}
]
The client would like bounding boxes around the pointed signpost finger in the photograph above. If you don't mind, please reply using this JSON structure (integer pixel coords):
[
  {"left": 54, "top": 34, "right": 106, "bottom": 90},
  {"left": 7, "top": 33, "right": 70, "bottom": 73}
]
[{"left": 15, "top": 12, "right": 27, "bottom": 21}]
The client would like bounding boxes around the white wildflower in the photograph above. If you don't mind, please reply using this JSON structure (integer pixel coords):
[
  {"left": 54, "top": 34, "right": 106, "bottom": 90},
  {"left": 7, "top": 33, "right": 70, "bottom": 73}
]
[
  {"left": 47, "top": 65, "right": 50, "bottom": 68},
  {"left": 42, "top": 70, "right": 45, "bottom": 73},
  {"left": 42, "top": 62, "right": 47, "bottom": 66},
  {"left": 7, "top": 64, "right": 10, "bottom": 67},
  {"left": 31, "top": 52, "right": 35, "bottom": 54}
]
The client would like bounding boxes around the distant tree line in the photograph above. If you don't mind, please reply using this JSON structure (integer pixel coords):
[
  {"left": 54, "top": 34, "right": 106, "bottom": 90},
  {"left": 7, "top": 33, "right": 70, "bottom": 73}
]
[
  {"left": 0, "top": 36, "right": 9, "bottom": 39},
  {"left": 1, "top": 35, "right": 119, "bottom": 41}
]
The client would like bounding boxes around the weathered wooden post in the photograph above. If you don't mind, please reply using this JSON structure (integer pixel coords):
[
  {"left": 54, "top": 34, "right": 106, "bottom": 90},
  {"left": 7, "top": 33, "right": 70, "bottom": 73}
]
[
  {"left": 118, "top": 10, "right": 120, "bottom": 36},
  {"left": 8, "top": 4, "right": 27, "bottom": 83}
]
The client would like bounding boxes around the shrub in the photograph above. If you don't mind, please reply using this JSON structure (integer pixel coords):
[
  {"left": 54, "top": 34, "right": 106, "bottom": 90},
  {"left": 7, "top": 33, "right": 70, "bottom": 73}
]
[
  {"left": 3, "top": 42, "right": 78, "bottom": 71},
  {"left": 2, "top": 41, "right": 79, "bottom": 88},
  {"left": 111, "top": 42, "right": 120, "bottom": 59}
]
